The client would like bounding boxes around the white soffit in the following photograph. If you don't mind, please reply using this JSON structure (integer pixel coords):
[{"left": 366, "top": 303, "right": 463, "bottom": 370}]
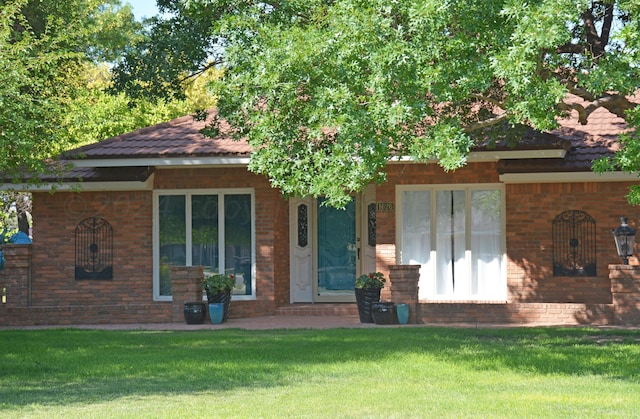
[
  {"left": 70, "top": 157, "right": 251, "bottom": 168},
  {"left": 500, "top": 171, "right": 639, "bottom": 183},
  {"left": 75, "top": 150, "right": 559, "bottom": 168},
  {"left": 1, "top": 174, "right": 155, "bottom": 192},
  {"left": 468, "top": 149, "right": 567, "bottom": 161},
  {"left": 390, "top": 149, "right": 567, "bottom": 163}
]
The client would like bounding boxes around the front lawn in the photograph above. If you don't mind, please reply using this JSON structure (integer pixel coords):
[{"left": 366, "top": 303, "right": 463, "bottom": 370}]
[{"left": 1, "top": 327, "right": 639, "bottom": 418}]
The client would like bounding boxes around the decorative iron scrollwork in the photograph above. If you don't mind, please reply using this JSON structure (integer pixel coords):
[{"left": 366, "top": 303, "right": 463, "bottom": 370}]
[
  {"left": 75, "top": 216, "right": 113, "bottom": 280},
  {"left": 552, "top": 210, "right": 596, "bottom": 276},
  {"left": 368, "top": 203, "right": 376, "bottom": 247},
  {"left": 297, "top": 204, "right": 308, "bottom": 247}
]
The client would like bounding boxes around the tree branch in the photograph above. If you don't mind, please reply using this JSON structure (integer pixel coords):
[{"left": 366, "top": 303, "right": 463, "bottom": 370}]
[
  {"left": 581, "top": 8, "right": 605, "bottom": 58},
  {"left": 176, "top": 59, "right": 223, "bottom": 86},
  {"left": 600, "top": 2, "right": 615, "bottom": 47},
  {"left": 463, "top": 112, "right": 509, "bottom": 133},
  {"left": 558, "top": 101, "right": 588, "bottom": 124},
  {"left": 559, "top": 93, "right": 638, "bottom": 124},
  {"left": 556, "top": 43, "right": 588, "bottom": 55}
]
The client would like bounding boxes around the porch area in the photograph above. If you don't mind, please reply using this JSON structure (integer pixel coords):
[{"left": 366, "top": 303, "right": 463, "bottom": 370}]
[{"left": 1, "top": 246, "right": 639, "bottom": 327}]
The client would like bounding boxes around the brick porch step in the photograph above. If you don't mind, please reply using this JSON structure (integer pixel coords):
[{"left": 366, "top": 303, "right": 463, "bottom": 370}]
[{"left": 275, "top": 303, "right": 358, "bottom": 316}]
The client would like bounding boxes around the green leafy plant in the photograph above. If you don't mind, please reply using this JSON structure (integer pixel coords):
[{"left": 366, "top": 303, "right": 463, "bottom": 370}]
[
  {"left": 202, "top": 272, "right": 235, "bottom": 295},
  {"left": 355, "top": 272, "right": 386, "bottom": 289}
]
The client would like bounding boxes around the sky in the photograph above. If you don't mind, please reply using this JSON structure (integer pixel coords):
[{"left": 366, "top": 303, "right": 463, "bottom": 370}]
[{"left": 125, "top": 0, "right": 160, "bottom": 21}]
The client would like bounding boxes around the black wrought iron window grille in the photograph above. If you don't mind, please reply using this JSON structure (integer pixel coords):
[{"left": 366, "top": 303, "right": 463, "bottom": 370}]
[
  {"left": 552, "top": 210, "right": 596, "bottom": 276},
  {"left": 75, "top": 216, "right": 113, "bottom": 280}
]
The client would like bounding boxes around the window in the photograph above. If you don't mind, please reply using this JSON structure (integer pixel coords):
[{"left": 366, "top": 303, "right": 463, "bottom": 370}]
[
  {"left": 398, "top": 185, "right": 505, "bottom": 301},
  {"left": 154, "top": 190, "right": 255, "bottom": 300}
]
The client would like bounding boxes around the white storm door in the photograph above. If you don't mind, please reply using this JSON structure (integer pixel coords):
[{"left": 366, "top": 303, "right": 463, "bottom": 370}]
[{"left": 289, "top": 197, "right": 313, "bottom": 302}]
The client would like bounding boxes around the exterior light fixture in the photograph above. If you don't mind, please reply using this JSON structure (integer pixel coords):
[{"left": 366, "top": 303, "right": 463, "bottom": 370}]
[{"left": 612, "top": 217, "right": 636, "bottom": 265}]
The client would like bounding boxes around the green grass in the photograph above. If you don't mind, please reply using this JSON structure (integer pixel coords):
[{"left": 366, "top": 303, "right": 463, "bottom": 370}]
[{"left": 1, "top": 327, "right": 639, "bottom": 418}]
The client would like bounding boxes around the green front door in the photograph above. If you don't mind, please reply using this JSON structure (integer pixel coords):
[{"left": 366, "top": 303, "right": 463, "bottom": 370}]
[{"left": 315, "top": 197, "right": 357, "bottom": 301}]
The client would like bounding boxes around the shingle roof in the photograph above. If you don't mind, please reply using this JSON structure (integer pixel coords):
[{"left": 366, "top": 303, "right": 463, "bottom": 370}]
[
  {"left": 62, "top": 109, "right": 251, "bottom": 160},
  {"left": 55, "top": 98, "right": 635, "bottom": 183},
  {"left": 498, "top": 99, "right": 631, "bottom": 174}
]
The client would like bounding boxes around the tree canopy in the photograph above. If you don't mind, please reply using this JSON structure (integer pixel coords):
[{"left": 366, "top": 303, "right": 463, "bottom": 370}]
[
  {"left": 1, "top": 0, "right": 218, "bottom": 232},
  {"left": 113, "top": 0, "right": 640, "bottom": 207},
  {"left": 0, "top": 0, "right": 141, "bottom": 181},
  {"left": 1, "top": 0, "right": 217, "bottom": 183}
]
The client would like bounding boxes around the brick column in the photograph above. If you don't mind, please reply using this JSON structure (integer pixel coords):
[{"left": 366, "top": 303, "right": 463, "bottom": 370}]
[
  {"left": 610, "top": 264, "right": 640, "bottom": 325},
  {"left": 170, "top": 266, "right": 204, "bottom": 323},
  {"left": 0, "top": 244, "right": 32, "bottom": 308},
  {"left": 389, "top": 265, "right": 420, "bottom": 324}
]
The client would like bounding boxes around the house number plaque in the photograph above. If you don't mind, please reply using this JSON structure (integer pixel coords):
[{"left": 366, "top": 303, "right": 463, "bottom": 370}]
[{"left": 377, "top": 202, "right": 394, "bottom": 212}]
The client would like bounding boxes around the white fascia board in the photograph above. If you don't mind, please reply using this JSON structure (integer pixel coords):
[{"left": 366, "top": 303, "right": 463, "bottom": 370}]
[
  {"left": 70, "top": 157, "right": 251, "bottom": 168},
  {"left": 1, "top": 174, "right": 155, "bottom": 192},
  {"left": 467, "top": 149, "right": 567, "bottom": 161},
  {"left": 500, "top": 171, "right": 639, "bottom": 184},
  {"left": 389, "top": 149, "right": 566, "bottom": 163}
]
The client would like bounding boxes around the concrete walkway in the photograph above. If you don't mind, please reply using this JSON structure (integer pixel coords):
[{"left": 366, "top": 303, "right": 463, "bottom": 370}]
[
  {"left": 0, "top": 315, "right": 388, "bottom": 331},
  {"left": 2, "top": 315, "right": 637, "bottom": 331}
]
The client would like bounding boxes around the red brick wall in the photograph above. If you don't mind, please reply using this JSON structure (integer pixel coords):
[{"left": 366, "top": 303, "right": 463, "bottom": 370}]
[
  {"left": 31, "top": 190, "right": 154, "bottom": 306},
  {"left": 610, "top": 264, "right": 640, "bottom": 325},
  {"left": 10, "top": 161, "right": 640, "bottom": 327},
  {"left": 0, "top": 244, "right": 32, "bottom": 307},
  {"left": 506, "top": 182, "right": 640, "bottom": 304},
  {"left": 18, "top": 167, "right": 290, "bottom": 324}
]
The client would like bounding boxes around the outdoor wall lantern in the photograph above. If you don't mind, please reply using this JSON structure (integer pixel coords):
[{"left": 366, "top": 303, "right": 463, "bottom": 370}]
[{"left": 612, "top": 217, "right": 637, "bottom": 265}]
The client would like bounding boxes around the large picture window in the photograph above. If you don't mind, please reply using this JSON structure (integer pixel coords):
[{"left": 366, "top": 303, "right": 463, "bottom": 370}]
[
  {"left": 154, "top": 189, "right": 255, "bottom": 300},
  {"left": 398, "top": 185, "right": 505, "bottom": 301}
]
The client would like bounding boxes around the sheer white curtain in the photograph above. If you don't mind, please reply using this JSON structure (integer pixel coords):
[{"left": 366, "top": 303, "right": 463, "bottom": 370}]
[
  {"left": 400, "top": 187, "right": 503, "bottom": 300},
  {"left": 470, "top": 190, "right": 502, "bottom": 298},
  {"left": 435, "top": 190, "right": 467, "bottom": 297},
  {"left": 401, "top": 191, "right": 431, "bottom": 299}
]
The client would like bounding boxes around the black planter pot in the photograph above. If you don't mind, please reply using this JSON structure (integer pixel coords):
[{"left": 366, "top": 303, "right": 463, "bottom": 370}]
[
  {"left": 371, "top": 302, "right": 397, "bottom": 325},
  {"left": 184, "top": 302, "right": 206, "bottom": 324},
  {"left": 355, "top": 287, "right": 381, "bottom": 323},
  {"left": 206, "top": 289, "right": 232, "bottom": 322}
]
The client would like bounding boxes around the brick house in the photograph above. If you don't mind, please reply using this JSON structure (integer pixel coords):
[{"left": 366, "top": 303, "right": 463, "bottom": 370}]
[{"left": 2, "top": 106, "right": 640, "bottom": 326}]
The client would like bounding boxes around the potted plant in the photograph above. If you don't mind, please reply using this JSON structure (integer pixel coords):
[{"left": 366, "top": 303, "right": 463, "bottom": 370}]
[
  {"left": 202, "top": 272, "right": 235, "bottom": 322},
  {"left": 354, "top": 272, "right": 386, "bottom": 323}
]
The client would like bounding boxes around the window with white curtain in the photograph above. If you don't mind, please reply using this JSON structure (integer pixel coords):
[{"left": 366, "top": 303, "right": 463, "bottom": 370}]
[{"left": 398, "top": 185, "right": 505, "bottom": 301}]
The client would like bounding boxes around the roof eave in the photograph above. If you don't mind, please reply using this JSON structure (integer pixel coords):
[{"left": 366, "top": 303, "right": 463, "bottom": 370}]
[
  {"left": 70, "top": 156, "right": 251, "bottom": 168},
  {"left": 1, "top": 173, "right": 155, "bottom": 192},
  {"left": 499, "top": 171, "right": 638, "bottom": 183},
  {"left": 389, "top": 148, "right": 567, "bottom": 163}
]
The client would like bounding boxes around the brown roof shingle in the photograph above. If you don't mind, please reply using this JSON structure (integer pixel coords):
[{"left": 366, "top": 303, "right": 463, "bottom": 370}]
[
  {"left": 497, "top": 98, "right": 633, "bottom": 174},
  {"left": 60, "top": 98, "right": 635, "bottom": 179},
  {"left": 63, "top": 109, "right": 251, "bottom": 160}
]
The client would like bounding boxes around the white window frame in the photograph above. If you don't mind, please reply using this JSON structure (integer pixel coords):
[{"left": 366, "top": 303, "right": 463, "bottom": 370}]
[
  {"left": 153, "top": 188, "right": 256, "bottom": 301},
  {"left": 396, "top": 183, "right": 507, "bottom": 302}
]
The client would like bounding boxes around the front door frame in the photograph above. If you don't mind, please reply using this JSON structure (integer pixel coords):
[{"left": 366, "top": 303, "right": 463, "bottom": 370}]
[{"left": 289, "top": 185, "right": 376, "bottom": 303}]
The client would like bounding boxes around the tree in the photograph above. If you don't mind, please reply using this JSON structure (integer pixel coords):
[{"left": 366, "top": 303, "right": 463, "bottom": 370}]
[
  {"left": 64, "top": 63, "right": 219, "bottom": 148},
  {"left": 112, "top": 0, "right": 640, "bottom": 207},
  {"left": 1, "top": 0, "right": 219, "bottom": 234},
  {"left": 0, "top": 0, "right": 141, "bottom": 182}
]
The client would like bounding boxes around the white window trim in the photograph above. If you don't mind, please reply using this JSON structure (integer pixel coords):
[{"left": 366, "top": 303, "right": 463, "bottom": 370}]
[
  {"left": 153, "top": 188, "right": 256, "bottom": 301},
  {"left": 395, "top": 183, "right": 507, "bottom": 302}
]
